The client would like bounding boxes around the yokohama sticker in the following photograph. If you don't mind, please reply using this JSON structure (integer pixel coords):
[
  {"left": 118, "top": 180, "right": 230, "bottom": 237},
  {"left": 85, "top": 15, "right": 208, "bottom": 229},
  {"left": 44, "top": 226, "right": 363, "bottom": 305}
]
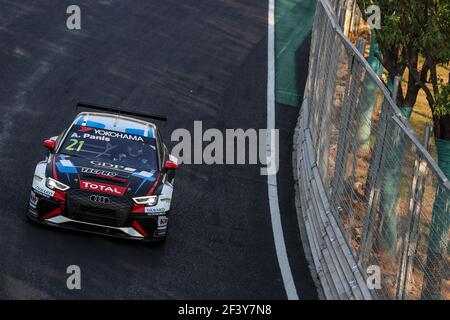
[{"left": 93, "top": 129, "right": 144, "bottom": 141}]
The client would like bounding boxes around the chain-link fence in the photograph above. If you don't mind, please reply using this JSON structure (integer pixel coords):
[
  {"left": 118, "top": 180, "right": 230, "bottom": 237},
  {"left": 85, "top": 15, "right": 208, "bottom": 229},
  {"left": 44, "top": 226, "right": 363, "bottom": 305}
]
[{"left": 295, "top": 0, "right": 449, "bottom": 299}]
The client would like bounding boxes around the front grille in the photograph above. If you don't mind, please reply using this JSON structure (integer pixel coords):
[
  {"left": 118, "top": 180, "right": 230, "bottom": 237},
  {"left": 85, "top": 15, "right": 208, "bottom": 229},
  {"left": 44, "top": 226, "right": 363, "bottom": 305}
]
[
  {"left": 79, "top": 205, "right": 116, "bottom": 217},
  {"left": 66, "top": 189, "right": 133, "bottom": 227}
]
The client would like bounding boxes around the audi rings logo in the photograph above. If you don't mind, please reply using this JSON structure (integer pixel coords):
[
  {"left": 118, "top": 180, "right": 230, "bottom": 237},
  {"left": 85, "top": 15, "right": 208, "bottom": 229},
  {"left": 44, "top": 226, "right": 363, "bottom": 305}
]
[{"left": 89, "top": 195, "right": 110, "bottom": 204}]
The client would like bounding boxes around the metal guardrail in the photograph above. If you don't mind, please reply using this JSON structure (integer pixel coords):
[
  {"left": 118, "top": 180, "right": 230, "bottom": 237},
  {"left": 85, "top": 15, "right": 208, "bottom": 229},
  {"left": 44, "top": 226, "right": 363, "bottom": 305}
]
[
  {"left": 293, "top": 99, "right": 374, "bottom": 299},
  {"left": 293, "top": 0, "right": 450, "bottom": 299}
]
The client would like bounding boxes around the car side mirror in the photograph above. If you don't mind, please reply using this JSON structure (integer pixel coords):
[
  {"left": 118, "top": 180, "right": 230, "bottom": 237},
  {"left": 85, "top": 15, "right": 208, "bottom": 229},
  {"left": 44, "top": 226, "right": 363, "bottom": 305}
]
[
  {"left": 164, "top": 159, "right": 179, "bottom": 170},
  {"left": 43, "top": 139, "right": 56, "bottom": 151}
]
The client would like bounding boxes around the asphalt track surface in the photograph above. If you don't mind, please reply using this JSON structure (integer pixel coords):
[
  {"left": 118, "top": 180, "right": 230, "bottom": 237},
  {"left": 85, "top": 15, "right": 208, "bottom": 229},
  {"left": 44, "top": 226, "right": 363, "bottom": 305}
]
[{"left": 0, "top": 0, "right": 317, "bottom": 299}]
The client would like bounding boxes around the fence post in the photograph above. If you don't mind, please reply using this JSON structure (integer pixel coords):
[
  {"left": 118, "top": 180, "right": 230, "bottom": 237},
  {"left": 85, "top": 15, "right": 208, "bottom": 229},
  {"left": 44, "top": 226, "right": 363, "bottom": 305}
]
[
  {"left": 359, "top": 76, "right": 400, "bottom": 264},
  {"left": 395, "top": 126, "right": 432, "bottom": 299},
  {"left": 358, "top": 98, "right": 390, "bottom": 266},
  {"left": 346, "top": 38, "right": 366, "bottom": 243},
  {"left": 329, "top": 38, "right": 365, "bottom": 240},
  {"left": 376, "top": 76, "right": 403, "bottom": 251}
]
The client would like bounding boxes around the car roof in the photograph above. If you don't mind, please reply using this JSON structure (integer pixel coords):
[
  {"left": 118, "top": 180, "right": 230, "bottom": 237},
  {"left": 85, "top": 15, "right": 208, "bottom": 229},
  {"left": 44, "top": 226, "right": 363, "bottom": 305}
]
[{"left": 72, "top": 112, "right": 157, "bottom": 139}]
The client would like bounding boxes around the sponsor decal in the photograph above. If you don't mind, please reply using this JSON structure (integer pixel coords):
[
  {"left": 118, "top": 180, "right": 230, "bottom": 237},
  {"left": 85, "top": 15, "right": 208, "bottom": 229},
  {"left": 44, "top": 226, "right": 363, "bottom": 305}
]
[
  {"left": 153, "top": 230, "right": 166, "bottom": 237},
  {"left": 29, "top": 191, "right": 38, "bottom": 209},
  {"left": 145, "top": 207, "right": 166, "bottom": 215},
  {"left": 79, "top": 180, "right": 126, "bottom": 196},
  {"left": 28, "top": 208, "right": 38, "bottom": 217},
  {"left": 157, "top": 216, "right": 168, "bottom": 227},
  {"left": 34, "top": 185, "right": 55, "bottom": 198},
  {"left": 92, "top": 129, "right": 144, "bottom": 141},
  {"left": 82, "top": 133, "right": 110, "bottom": 141},
  {"left": 90, "top": 161, "right": 136, "bottom": 172},
  {"left": 72, "top": 132, "right": 110, "bottom": 142},
  {"left": 81, "top": 167, "right": 117, "bottom": 177},
  {"left": 78, "top": 126, "right": 93, "bottom": 133},
  {"left": 73, "top": 128, "right": 145, "bottom": 142}
]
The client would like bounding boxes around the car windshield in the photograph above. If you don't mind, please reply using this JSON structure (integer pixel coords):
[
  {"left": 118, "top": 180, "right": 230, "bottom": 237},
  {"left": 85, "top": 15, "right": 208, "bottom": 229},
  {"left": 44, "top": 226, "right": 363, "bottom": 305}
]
[{"left": 60, "top": 125, "right": 158, "bottom": 171}]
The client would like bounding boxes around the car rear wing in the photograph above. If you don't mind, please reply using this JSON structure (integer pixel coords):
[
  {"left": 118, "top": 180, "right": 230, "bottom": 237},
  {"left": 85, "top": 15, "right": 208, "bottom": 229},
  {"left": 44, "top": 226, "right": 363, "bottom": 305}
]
[{"left": 76, "top": 102, "right": 167, "bottom": 122}]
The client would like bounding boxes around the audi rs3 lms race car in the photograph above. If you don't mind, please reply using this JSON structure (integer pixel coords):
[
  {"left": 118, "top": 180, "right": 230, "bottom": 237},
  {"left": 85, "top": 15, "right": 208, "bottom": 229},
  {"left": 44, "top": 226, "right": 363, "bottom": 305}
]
[{"left": 27, "top": 102, "right": 179, "bottom": 242}]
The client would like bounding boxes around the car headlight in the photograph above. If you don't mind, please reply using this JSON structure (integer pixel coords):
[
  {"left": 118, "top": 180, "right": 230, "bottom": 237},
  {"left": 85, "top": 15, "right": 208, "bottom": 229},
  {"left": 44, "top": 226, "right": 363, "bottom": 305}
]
[
  {"left": 46, "top": 177, "right": 70, "bottom": 191},
  {"left": 132, "top": 195, "right": 158, "bottom": 206}
]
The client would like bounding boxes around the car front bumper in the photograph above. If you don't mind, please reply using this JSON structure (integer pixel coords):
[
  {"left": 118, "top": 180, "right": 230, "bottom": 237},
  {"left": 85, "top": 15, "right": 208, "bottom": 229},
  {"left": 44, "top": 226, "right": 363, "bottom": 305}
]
[{"left": 28, "top": 189, "right": 168, "bottom": 242}]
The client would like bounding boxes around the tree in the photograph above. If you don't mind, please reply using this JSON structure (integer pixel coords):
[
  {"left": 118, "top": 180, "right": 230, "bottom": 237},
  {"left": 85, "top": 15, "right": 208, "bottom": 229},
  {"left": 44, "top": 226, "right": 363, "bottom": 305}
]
[
  {"left": 358, "top": 0, "right": 449, "bottom": 130},
  {"left": 357, "top": 0, "right": 450, "bottom": 299}
]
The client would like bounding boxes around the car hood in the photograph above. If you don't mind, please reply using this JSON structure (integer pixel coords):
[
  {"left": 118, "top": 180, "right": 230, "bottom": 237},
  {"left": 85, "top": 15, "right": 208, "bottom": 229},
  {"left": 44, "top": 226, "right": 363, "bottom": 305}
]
[{"left": 46, "top": 154, "right": 160, "bottom": 197}]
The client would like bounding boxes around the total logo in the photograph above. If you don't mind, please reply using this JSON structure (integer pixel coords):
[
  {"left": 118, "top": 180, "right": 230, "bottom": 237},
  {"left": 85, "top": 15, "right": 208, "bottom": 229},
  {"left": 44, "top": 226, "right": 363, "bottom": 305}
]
[{"left": 80, "top": 180, "right": 126, "bottom": 196}]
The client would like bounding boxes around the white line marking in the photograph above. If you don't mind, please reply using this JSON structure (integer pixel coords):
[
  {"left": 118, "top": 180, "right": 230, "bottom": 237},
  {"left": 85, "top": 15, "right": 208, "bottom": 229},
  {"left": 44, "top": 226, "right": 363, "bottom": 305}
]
[{"left": 267, "top": 0, "right": 299, "bottom": 300}]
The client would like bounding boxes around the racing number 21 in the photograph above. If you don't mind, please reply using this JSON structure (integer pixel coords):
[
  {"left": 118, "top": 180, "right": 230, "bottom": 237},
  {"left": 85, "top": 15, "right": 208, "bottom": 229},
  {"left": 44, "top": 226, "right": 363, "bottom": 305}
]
[{"left": 65, "top": 139, "right": 85, "bottom": 152}]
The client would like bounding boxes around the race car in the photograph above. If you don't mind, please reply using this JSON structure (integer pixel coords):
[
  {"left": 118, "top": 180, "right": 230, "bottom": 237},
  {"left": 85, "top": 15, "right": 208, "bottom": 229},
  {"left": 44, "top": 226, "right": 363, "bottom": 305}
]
[{"left": 27, "top": 102, "right": 179, "bottom": 242}]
